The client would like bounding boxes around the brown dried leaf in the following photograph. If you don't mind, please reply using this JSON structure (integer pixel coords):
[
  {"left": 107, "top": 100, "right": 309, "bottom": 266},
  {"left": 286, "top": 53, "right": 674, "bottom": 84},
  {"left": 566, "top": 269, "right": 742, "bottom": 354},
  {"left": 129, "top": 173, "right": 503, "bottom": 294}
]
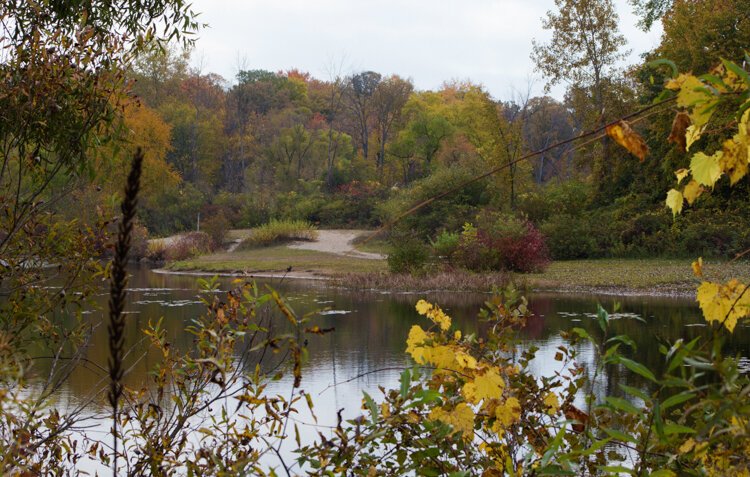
[
  {"left": 606, "top": 120, "right": 649, "bottom": 161},
  {"left": 668, "top": 111, "right": 691, "bottom": 152}
]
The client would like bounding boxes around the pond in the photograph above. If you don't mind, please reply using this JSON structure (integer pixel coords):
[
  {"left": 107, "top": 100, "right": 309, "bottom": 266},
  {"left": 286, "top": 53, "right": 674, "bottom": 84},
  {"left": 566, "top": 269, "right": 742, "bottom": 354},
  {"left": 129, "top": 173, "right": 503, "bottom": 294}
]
[{"left": 37, "top": 265, "right": 750, "bottom": 472}]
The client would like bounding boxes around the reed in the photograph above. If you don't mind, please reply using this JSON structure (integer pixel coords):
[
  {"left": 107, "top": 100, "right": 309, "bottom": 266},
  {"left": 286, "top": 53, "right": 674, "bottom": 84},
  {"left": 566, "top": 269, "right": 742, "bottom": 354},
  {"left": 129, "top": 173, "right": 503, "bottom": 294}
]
[{"left": 107, "top": 148, "right": 143, "bottom": 476}]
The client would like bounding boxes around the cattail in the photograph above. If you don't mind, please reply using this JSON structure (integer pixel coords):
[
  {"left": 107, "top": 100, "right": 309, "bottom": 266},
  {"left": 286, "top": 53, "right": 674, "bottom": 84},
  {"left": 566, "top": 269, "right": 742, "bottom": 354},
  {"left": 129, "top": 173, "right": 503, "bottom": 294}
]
[{"left": 108, "top": 148, "right": 143, "bottom": 476}]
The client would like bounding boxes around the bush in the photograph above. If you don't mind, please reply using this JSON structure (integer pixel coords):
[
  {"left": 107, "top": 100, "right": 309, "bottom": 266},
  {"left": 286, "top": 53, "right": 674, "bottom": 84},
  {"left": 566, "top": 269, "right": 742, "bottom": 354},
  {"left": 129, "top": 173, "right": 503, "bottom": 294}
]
[
  {"left": 200, "top": 206, "right": 231, "bottom": 248},
  {"left": 147, "top": 232, "right": 214, "bottom": 262},
  {"left": 239, "top": 219, "right": 318, "bottom": 249},
  {"left": 453, "top": 214, "right": 550, "bottom": 273},
  {"left": 540, "top": 214, "right": 598, "bottom": 259},
  {"left": 430, "top": 230, "right": 460, "bottom": 259},
  {"left": 387, "top": 238, "right": 430, "bottom": 274}
]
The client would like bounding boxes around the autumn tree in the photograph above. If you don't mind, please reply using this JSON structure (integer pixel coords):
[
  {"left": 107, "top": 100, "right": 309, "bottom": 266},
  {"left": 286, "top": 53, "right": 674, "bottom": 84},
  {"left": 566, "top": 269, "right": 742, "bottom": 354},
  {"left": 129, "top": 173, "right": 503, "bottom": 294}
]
[
  {"left": 629, "top": 0, "right": 673, "bottom": 30},
  {"left": 373, "top": 75, "right": 414, "bottom": 176},
  {"left": 345, "top": 71, "right": 382, "bottom": 161},
  {"left": 654, "top": 0, "right": 750, "bottom": 73},
  {"left": 389, "top": 91, "right": 454, "bottom": 183},
  {"left": 523, "top": 96, "right": 575, "bottom": 182},
  {"left": 532, "top": 0, "right": 628, "bottom": 187}
]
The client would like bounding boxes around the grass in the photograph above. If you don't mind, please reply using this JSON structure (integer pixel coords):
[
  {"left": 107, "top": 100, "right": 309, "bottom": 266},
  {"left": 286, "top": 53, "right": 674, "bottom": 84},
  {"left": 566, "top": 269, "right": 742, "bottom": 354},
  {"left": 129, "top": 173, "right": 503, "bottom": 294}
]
[
  {"left": 333, "top": 271, "right": 510, "bottom": 293},
  {"left": 521, "top": 258, "right": 750, "bottom": 294},
  {"left": 239, "top": 220, "right": 318, "bottom": 249},
  {"left": 352, "top": 235, "right": 391, "bottom": 255},
  {"left": 170, "top": 245, "right": 387, "bottom": 275}
]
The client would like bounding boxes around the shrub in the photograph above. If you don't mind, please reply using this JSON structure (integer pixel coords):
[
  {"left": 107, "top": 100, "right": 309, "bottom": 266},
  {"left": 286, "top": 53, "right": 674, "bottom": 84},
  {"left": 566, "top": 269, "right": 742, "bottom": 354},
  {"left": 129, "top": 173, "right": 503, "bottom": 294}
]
[
  {"left": 540, "top": 214, "right": 598, "bottom": 259},
  {"left": 200, "top": 207, "right": 231, "bottom": 248},
  {"left": 387, "top": 238, "right": 430, "bottom": 274},
  {"left": 453, "top": 215, "right": 550, "bottom": 273},
  {"left": 147, "top": 232, "right": 214, "bottom": 262},
  {"left": 430, "top": 230, "right": 460, "bottom": 259},
  {"left": 239, "top": 219, "right": 318, "bottom": 248}
]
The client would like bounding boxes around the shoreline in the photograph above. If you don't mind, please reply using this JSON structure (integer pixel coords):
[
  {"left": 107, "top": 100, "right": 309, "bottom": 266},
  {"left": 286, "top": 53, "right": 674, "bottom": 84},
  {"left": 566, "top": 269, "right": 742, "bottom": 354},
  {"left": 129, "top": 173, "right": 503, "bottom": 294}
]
[{"left": 152, "top": 267, "right": 698, "bottom": 299}]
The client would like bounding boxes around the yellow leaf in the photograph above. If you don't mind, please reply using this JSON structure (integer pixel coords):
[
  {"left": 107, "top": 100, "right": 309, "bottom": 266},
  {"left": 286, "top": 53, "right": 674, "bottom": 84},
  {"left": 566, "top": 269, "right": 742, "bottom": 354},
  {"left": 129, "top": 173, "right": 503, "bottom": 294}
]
[
  {"left": 685, "top": 124, "right": 705, "bottom": 151},
  {"left": 667, "top": 74, "right": 717, "bottom": 127},
  {"left": 415, "top": 299, "right": 432, "bottom": 316},
  {"left": 721, "top": 136, "right": 749, "bottom": 185},
  {"left": 463, "top": 367, "right": 505, "bottom": 404},
  {"left": 543, "top": 392, "right": 560, "bottom": 414},
  {"left": 429, "top": 307, "right": 452, "bottom": 331},
  {"left": 692, "top": 257, "right": 703, "bottom": 278},
  {"left": 674, "top": 168, "right": 689, "bottom": 184},
  {"left": 679, "top": 438, "right": 696, "bottom": 454},
  {"left": 690, "top": 151, "right": 723, "bottom": 187},
  {"left": 606, "top": 120, "right": 649, "bottom": 161},
  {"left": 455, "top": 351, "right": 477, "bottom": 369},
  {"left": 665, "top": 189, "right": 684, "bottom": 216},
  {"left": 696, "top": 279, "right": 750, "bottom": 332},
  {"left": 495, "top": 396, "right": 521, "bottom": 428},
  {"left": 406, "top": 325, "right": 429, "bottom": 364},
  {"left": 683, "top": 180, "right": 704, "bottom": 205},
  {"left": 429, "top": 403, "right": 475, "bottom": 440},
  {"left": 424, "top": 345, "right": 456, "bottom": 369}
]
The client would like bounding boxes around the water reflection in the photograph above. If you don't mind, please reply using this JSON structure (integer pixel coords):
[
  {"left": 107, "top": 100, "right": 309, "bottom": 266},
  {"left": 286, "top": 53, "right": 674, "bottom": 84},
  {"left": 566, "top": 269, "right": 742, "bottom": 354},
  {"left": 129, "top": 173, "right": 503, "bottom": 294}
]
[{"left": 39, "top": 266, "right": 750, "bottom": 409}]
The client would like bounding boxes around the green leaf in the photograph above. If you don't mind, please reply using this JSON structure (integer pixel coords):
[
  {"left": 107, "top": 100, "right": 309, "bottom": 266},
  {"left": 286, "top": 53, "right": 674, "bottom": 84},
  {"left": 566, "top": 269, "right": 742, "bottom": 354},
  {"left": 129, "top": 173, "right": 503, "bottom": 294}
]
[
  {"left": 619, "top": 384, "right": 650, "bottom": 402},
  {"left": 650, "top": 471, "right": 676, "bottom": 477},
  {"left": 541, "top": 424, "right": 567, "bottom": 467},
  {"left": 607, "top": 334, "right": 637, "bottom": 350},
  {"left": 600, "top": 466, "right": 634, "bottom": 475},
  {"left": 603, "top": 427, "right": 637, "bottom": 444},
  {"left": 663, "top": 423, "right": 696, "bottom": 435},
  {"left": 362, "top": 391, "right": 379, "bottom": 425},
  {"left": 722, "top": 58, "right": 750, "bottom": 87},
  {"left": 580, "top": 437, "right": 611, "bottom": 456},
  {"left": 604, "top": 397, "right": 642, "bottom": 415},
  {"left": 648, "top": 59, "right": 678, "bottom": 78},
  {"left": 618, "top": 357, "right": 658, "bottom": 382},
  {"left": 666, "top": 189, "right": 684, "bottom": 216},
  {"left": 596, "top": 305, "right": 609, "bottom": 333},
  {"left": 690, "top": 151, "right": 723, "bottom": 187},
  {"left": 661, "top": 392, "right": 696, "bottom": 410},
  {"left": 400, "top": 369, "right": 411, "bottom": 398}
]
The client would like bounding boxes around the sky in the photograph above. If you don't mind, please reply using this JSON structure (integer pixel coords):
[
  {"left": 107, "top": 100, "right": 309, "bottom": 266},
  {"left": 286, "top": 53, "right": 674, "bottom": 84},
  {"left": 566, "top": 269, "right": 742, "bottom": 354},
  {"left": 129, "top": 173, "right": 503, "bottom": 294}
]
[{"left": 189, "top": 0, "right": 663, "bottom": 101}]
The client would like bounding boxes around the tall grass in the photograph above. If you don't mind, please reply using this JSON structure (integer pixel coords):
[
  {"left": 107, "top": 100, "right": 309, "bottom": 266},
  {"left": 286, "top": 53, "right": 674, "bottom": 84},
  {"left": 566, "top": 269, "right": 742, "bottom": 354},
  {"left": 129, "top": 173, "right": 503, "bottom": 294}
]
[
  {"left": 108, "top": 148, "right": 143, "bottom": 476},
  {"left": 239, "top": 219, "right": 318, "bottom": 249}
]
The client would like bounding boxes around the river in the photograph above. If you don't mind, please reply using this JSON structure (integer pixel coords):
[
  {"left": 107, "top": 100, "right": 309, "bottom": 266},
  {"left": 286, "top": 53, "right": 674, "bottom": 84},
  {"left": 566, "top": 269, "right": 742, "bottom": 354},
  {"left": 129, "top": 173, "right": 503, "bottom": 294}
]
[{"left": 34, "top": 265, "right": 750, "bottom": 473}]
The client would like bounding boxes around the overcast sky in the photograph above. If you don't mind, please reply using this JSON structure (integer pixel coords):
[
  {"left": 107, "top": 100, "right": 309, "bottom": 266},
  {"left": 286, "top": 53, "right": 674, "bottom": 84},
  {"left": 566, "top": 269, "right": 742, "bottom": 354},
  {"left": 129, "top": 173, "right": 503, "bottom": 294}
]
[{"left": 189, "top": 0, "right": 663, "bottom": 101}]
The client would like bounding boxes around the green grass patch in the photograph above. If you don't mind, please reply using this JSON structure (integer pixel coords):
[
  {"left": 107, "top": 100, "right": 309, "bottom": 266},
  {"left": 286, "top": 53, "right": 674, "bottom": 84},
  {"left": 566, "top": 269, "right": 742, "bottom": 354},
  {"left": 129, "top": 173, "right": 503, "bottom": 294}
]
[
  {"left": 239, "top": 220, "right": 318, "bottom": 249},
  {"left": 352, "top": 235, "right": 390, "bottom": 255},
  {"left": 170, "top": 245, "right": 387, "bottom": 275},
  {"left": 522, "top": 258, "right": 750, "bottom": 292}
]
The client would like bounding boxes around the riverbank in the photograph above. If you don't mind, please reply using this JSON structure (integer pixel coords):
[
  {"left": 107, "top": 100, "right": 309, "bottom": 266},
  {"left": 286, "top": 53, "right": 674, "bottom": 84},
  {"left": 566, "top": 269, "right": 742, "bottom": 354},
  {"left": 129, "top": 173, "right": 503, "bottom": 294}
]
[{"left": 163, "top": 229, "right": 750, "bottom": 297}]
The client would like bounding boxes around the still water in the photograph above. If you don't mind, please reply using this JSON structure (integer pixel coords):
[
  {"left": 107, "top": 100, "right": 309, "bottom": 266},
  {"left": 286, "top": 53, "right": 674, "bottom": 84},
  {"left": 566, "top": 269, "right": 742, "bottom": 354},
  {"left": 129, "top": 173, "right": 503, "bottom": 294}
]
[{"left": 40, "top": 265, "right": 750, "bottom": 472}]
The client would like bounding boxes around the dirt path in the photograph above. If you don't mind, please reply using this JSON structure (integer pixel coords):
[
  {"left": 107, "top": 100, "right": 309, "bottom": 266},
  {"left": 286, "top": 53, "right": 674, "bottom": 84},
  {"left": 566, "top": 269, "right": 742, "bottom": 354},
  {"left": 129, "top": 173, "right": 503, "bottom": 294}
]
[{"left": 288, "top": 230, "right": 385, "bottom": 260}]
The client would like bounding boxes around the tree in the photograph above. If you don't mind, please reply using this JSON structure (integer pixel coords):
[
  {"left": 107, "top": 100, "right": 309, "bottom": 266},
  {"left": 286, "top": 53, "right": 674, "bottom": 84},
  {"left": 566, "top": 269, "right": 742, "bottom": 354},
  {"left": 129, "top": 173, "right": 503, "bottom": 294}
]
[
  {"left": 373, "top": 75, "right": 413, "bottom": 176},
  {"left": 531, "top": 0, "right": 628, "bottom": 189},
  {"left": 629, "top": 0, "right": 673, "bottom": 30},
  {"left": 0, "top": 1, "right": 198, "bottom": 473},
  {"left": 345, "top": 71, "right": 382, "bottom": 161},
  {"left": 655, "top": 0, "right": 750, "bottom": 73}
]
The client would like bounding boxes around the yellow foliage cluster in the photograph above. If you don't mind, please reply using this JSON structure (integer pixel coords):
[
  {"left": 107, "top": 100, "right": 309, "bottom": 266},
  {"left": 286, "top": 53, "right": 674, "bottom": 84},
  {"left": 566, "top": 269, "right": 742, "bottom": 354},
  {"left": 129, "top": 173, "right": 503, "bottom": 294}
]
[
  {"left": 407, "top": 300, "right": 532, "bottom": 445},
  {"left": 649, "top": 62, "right": 750, "bottom": 334},
  {"left": 665, "top": 67, "right": 750, "bottom": 217}
]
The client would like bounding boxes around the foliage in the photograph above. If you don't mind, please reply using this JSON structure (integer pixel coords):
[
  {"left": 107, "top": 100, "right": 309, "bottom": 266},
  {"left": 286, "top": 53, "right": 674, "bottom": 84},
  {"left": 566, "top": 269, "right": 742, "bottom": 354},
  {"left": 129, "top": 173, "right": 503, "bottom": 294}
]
[
  {"left": 452, "top": 215, "right": 550, "bottom": 273},
  {"left": 387, "top": 237, "right": 431, "bottom": 274},
  {"left": 430, "top": 230, "right": 461, "bottom": 259},
  {"left": 239, "top": 219, "right": 318, "bottom": 249},
  {"left": 148, "top": 232, "right": 214, "bottom": 262}
]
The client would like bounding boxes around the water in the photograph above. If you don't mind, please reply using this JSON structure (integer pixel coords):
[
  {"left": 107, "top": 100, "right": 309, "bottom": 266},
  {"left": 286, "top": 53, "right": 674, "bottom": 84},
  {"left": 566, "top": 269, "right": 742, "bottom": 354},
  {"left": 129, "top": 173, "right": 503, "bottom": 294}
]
[{"left": 30, "top": 265, "right": 750, "bottom": 473}]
